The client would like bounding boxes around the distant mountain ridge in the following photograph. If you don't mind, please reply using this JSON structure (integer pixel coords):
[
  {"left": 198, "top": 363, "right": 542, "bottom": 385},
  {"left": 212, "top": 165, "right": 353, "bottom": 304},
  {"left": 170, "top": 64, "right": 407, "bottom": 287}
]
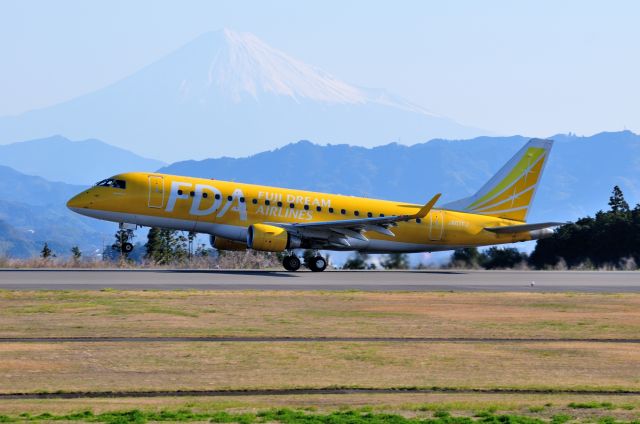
[
  {"left": 0, "top": 135, "right": 165, "bottom": 185},
  {"left": 159, "top": 130, "right": 640, "bottom": 224},
  {"left": 0, "top": 29, "right": 484, "bottom": 161},
  {"left": 0, "top": 165, "right": 113, "bottom": 258}
]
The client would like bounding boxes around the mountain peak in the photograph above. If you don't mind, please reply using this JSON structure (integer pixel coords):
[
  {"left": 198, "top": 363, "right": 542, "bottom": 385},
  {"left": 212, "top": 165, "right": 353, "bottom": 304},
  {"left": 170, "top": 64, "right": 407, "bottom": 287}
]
[
  {"left": 185, "top": 29, "right": 368, "bottom": 105},
  {"left": 0, "top": 28, "right": 484, "bottom": 160},
  {"left": 172, "top": 29, "right": 433, "bottom": 114}
]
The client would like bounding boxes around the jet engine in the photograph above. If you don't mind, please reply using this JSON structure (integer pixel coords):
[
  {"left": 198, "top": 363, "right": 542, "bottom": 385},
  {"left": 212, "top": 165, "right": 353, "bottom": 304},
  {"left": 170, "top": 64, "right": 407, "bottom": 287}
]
[
  {"left": 247, "top": 223, "right": 301, "bottom": 252},
  {"left": 209, "top": 235, "right": 247, "bottom": 251}
]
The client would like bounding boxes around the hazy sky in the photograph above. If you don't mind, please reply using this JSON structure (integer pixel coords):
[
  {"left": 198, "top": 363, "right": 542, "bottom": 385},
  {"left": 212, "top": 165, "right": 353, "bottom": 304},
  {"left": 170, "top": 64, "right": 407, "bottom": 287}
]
[{"left": 1, "top": 0, "right": 638, "bottom": 137}]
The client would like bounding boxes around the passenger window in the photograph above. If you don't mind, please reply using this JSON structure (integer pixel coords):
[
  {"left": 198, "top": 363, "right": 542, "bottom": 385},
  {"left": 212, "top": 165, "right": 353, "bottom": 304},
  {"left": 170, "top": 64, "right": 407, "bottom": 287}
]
[
  {"left": 289, "top": 203, "right": 295, "bottom": 209},
  {"left": 203, "top": 193, "right": 208, "bottom": 199},
  {"left": 354, "top": 211, "right": 360, "bottom": 216},
  {"left": 367, "top": 212, "right": 373, "bottom": 218},
  {"left": 265, "top": 200, "right": 271, "bottom": 206},
  {"left": 177, "top": 189, "right": 183, "bottom": 195},
  {"left": 215, "top": 194, "right": 221, "bottom": 200},
  {"left": 277, "top": 201, "right": 283, "bottom": 207},
  {"left": 240, "top": 197, "right": 245, "bottom": 203},
  {"left": 316, "top": 206, "right": 322, "bottom": 212},
  {"left": 189, "top": 191, "right": 195, "bottom": 197},
  {"left": 252, "top": 199, "right": 258, "bottom": 204},
  {"left": 329, "top": 207, "right": 334, "bottom": 213},
  {"left": 416, "top": 218, "right": 422, "bottom": 224},
  {"left": 227, "top": 195, "right": 233, "bottom": 201},
  {"left": 304, "top": 204, "right": 309, "bottom": 210},
  {"left": 379, "top": 213, "right": 385, "bottom": 217},
  {"left": 341, "top": 209, "right": 346, "bottom": 215}
]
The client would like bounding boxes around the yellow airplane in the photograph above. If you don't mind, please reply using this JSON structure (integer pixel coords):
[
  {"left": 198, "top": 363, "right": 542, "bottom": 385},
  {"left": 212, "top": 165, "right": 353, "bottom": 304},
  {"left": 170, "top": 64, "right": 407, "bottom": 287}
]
[{"left": 67, "top": 139, "right": 561, "bottom": 271}]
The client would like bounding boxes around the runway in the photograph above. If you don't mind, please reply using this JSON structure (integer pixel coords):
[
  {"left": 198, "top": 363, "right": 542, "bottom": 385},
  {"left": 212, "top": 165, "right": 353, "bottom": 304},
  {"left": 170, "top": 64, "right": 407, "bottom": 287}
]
[{"left": 0, "top": 269, "right": 638, "bottom": 292}]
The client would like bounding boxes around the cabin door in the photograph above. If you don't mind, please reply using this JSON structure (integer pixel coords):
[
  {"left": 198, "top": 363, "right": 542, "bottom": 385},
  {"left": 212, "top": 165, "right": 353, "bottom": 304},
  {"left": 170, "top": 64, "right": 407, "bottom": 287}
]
[
  {"left": 148, "top": 175, "right": 165, "bottom": 208},
  {"left": 429, "top": 210, "right": 445, "bottom": 241}
]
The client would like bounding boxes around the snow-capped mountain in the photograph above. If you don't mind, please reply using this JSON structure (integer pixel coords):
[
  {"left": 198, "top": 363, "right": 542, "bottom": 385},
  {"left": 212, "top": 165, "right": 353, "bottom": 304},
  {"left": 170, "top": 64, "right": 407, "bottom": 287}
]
[{"left": 0, "top": 29, "right": 485, "bottom": 161}]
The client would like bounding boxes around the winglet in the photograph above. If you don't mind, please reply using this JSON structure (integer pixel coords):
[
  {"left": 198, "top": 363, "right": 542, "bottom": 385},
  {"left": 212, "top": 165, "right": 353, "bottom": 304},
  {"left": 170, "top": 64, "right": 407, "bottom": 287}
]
[{"left": 412, "top": 193, "right": 442, "bottom": 219}]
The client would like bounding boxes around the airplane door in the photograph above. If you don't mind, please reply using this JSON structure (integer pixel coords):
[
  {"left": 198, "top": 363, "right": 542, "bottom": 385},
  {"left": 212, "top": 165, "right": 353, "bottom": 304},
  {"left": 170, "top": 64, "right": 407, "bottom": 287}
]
[
  {"left": 429, "top": 210, "right": 445, "bottom": 241},
  {"left": 148, "top": 176, "right": 164, "bottom": 208}
]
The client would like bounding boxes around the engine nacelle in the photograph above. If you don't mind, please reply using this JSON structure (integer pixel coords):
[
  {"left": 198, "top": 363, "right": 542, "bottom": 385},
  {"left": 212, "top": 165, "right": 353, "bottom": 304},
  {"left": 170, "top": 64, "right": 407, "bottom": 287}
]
[
  {"left": 210, "top": 235, "right": 247, "bottom": 251},
  {"left": 247, "top": 223, "right": 301, "bottom": 252}
]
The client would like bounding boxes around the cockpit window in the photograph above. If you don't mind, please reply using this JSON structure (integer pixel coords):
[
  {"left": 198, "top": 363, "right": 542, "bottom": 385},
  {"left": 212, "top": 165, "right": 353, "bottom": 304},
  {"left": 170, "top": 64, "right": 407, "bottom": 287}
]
[{"left": 95, "top": 178, "right": 126, "bottom": 189}]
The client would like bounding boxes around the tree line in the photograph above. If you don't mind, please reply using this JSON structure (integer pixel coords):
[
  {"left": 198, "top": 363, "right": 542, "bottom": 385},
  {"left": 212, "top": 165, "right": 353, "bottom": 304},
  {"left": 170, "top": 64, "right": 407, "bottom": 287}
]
[{"left": 451, "top": 186, "right": 640, "bottom": 270}]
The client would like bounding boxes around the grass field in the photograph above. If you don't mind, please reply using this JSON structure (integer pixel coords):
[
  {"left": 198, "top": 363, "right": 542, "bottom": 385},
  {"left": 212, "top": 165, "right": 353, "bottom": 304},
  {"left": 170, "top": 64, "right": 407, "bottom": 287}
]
[
  {"left": 1, "top": 290, "right": 640, "bottom": 422},
  {"left": 1, "top": 290, "right": 640, "bottom": 338}
]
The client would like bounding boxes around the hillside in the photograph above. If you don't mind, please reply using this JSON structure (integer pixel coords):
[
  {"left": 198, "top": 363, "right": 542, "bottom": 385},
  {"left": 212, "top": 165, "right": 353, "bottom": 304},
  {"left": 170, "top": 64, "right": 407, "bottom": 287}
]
[
  {"left": 0, "top": 135, "right": 165, "bottom": 185},
  {"left": 159, "top": 131, "right": 640, "bottom": 223},
  {"left": 0, "top": 166, "right": 113, "bottom": 258}
]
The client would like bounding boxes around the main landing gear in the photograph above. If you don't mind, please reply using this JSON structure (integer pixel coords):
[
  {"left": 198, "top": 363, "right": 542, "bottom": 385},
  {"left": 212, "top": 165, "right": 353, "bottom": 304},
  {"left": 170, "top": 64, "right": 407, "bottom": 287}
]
[
  {"left": 282, "top": 254, "right": 301, "bottom": 271},
  {"left": 281, "top": 251, "right": 328, "bottom": 272}
]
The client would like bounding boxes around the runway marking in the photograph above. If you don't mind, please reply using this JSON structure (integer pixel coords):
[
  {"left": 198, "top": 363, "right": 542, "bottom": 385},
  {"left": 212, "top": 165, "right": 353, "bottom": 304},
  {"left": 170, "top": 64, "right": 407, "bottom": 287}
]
[
  {"left": 2, "top": 387, "right": 640, "bottom": 399},
  {"left": 1, "top": 337, "right": 640, "bottom": 343}
]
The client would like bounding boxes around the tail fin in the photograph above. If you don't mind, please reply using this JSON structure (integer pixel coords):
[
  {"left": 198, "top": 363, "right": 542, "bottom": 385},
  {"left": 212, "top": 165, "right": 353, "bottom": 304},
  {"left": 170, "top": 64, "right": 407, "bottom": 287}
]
[{"left": 442, "top": 138, "right": 553, "bottom": 222}]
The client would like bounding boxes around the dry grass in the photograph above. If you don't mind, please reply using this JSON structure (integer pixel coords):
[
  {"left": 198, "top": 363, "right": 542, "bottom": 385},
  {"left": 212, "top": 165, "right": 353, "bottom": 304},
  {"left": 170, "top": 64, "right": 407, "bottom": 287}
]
[
  {"left": 0, "top": 290, "right": 639, "bottom": 338},
  {"left": 0, "top": 341, "right": 639, "bottom": 393},
  {"left": 0, "top": 394, "right": 639, "bottom": 421},
  {"left": 0, "top": 251, "right": 283, "bottom": 269},
  {"left": 2, "top": 290, "right": 640, "bottom": 419}
]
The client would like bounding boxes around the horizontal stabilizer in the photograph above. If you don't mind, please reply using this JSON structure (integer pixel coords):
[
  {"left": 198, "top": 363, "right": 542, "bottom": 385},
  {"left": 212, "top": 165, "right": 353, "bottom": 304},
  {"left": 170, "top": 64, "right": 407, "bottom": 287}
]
[{"left": 484, "top": 222, "right": 565, "bottom": 234}]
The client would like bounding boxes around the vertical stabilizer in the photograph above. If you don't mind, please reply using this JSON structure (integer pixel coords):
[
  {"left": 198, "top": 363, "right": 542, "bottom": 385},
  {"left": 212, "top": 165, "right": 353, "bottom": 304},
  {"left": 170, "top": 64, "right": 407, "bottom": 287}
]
[{"left": 442, "top": 139, "right": 553, "bottom": 222}]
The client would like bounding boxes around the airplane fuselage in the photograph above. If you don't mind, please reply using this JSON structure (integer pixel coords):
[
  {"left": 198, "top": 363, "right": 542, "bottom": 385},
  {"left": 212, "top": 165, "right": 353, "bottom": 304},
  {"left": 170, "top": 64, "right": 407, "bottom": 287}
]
[{"left": 67, "top": 172, "right": 544, "bottom": 253}]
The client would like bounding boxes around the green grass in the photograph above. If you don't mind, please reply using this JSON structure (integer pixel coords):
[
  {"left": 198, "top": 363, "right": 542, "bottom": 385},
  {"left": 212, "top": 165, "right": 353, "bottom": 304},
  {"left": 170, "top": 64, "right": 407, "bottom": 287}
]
[
  {"left": 1, "top": 408, "right": 640, "bottom": 424},
  {"left": 0, "top": 409, "right": 561, "bottom": 424},
  {"left": 568, "top": 401, "right": 614, "bottom": 409}
]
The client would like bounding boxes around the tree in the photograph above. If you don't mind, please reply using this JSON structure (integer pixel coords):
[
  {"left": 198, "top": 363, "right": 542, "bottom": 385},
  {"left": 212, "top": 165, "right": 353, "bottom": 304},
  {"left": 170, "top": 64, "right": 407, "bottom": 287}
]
[
  {"left": 40, "top": 242, "right": 52, "bottom": 259},
  {"left": 481, "top": 247, "right": 527, "bottom": 269},
  {"left": 111, "top": 229, "right": 133, "bottom": 259},
  {"left": 531, "top": 186, "right": 640, "bottom": 269},
  {"left": 145, "top": 227, "right": 188, "bottom": 265},
  {"left": 450, "top": 247, "right": 481, "bottom": 268},
  {"left": 381, "top": 253, "right": 410, "bottom": 269},
  {"left": 195, "top": 243, "right": 210, "bottom": 257},
  {"left": 609, "top": 185, "right": 630, "bottom": 214},
  {"left": 71, "top": 246, "right": 82, "bottom": 261},
  {"left": 343, "top": 252, "right": 369, "bottom": 270}
]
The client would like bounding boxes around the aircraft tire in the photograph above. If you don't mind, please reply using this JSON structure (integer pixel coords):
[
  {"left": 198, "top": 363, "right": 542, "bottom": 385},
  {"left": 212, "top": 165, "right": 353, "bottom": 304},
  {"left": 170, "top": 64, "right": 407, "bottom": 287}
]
[
  {"left": 122, "top": 242, "right": 134, "bottom": 253},
  {"left": 283, "top": 255, "right": 301, "bottom": 271},
  {"left": 308, "top": 256, "right": 327, "bottom": 272}
]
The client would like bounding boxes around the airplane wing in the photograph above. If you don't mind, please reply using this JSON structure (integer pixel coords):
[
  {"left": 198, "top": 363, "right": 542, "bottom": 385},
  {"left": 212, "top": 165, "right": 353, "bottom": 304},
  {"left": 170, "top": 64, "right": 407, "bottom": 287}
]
[
  {"left": 484, "top": 222, "right": 565, "bottom": 234},
  {"left": 266, "top": 194, "right": 441, "bottom": 247}
]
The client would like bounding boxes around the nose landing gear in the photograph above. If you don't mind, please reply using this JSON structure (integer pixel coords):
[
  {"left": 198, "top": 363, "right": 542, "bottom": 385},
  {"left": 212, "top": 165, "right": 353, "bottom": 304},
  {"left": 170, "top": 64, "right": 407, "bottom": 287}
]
[{"left": 118, "top": 223, "right": 137, "bottom": 255}]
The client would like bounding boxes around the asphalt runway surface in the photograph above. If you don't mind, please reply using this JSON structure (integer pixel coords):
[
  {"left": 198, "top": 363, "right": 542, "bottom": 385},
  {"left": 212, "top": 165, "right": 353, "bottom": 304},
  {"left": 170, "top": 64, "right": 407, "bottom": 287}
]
[{"left": 0, "top": 269, "right": 638, "bottom": 292}]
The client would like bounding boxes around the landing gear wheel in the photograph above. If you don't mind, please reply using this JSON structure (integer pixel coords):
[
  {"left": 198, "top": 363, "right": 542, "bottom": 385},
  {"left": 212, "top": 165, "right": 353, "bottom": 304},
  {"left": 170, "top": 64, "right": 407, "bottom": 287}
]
[
  {"left": 308, "top": 256, "right": 328, "bottom": 272},
  {"left": 282, "top": 255, "right": 301, "bottom": 271},
  {"left": 122, "top": 242, "right": 134, "bottom": 253}
]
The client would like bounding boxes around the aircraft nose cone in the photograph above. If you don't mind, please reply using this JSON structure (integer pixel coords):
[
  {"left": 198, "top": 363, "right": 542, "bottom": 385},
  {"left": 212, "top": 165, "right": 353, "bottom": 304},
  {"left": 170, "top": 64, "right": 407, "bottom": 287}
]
[{"left": 67, "top": 192, "right": 87, "bottom": 210}]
